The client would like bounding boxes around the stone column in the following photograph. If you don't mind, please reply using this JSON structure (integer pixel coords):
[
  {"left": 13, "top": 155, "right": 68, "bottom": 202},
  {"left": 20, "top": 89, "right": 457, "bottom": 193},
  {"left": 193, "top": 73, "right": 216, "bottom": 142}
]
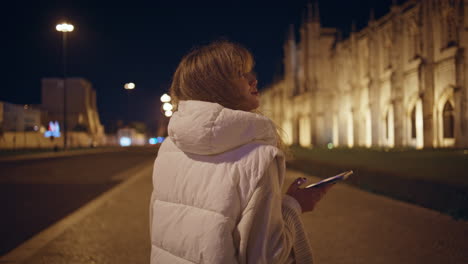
[{"left": 421, "top": 0, "right": 435, "bottom": 148}]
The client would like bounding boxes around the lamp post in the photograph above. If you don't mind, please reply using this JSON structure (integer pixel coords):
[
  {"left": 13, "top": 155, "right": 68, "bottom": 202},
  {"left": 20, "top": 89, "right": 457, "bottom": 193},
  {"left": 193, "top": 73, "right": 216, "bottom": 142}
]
[
  {"left": 157, "top": 93, "right": 173, "bottom": 137},
  {"left": 124, "top": 83, "right": 135, "bottom": 124},
  {"left": 56, "top": 22, "right": 74, "bottom": 149}
]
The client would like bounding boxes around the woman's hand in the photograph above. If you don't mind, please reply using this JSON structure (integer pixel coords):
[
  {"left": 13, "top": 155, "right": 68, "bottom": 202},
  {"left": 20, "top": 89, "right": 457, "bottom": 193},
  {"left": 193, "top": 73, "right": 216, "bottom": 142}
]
[{"left": 286, "top": 177, "right": 333, "bottom": 213}]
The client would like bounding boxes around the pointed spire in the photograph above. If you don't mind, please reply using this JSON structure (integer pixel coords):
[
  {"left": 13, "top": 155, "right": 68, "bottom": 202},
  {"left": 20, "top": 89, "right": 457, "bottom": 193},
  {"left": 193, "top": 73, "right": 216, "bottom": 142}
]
[
  {"left": 369, "top": 8, "right": 375, "bottom": 22},
  {"left": 351, "top": 20, "right": 357, "bottom": 33},
  {"left": 302, "top": 8, "right": 307, "bottom": 25},
  {"left": 288, "top": 24, "right": 295, "bottom": 41},
  {"left": 337, "top": 30, "right": 343, "bottom": 42},
  {"left": 313, "top": 0, "right": 320, "bottom": 23},
  {"left": 391, "top": 0, "right": 399, "bottom": 13},
  {"left": 307, "top": 0, "right": 313, "bottom": 23}
]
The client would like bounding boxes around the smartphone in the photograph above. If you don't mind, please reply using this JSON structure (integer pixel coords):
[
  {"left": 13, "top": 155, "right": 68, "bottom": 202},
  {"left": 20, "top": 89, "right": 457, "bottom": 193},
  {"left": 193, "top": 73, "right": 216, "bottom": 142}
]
[{"left": 305, "top": 170, "right": 353, "bottom": 188}]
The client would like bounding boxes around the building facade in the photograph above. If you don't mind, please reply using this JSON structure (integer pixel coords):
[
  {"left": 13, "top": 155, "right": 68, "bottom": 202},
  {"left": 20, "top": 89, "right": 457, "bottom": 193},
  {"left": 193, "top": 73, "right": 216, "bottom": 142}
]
[
  {"left": 41, "top": 78, "right": 105, "bottom": 144},
  {"left": 260, "top": 0, "right": 468, "bottom": 149},
  {"left": 0, "top": 102, "right": 42, "bottom": 132}
]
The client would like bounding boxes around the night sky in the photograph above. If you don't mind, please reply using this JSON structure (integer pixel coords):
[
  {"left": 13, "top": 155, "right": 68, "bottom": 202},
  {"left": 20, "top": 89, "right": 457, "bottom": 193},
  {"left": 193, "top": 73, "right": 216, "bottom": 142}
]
[{"left": 2, "top": 0, "right": 396, "bottom": 133}]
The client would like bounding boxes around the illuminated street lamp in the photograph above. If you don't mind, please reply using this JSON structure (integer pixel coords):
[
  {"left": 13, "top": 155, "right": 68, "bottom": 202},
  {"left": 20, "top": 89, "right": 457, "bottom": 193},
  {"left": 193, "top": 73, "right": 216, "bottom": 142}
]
[
  {"left": 157, "top": 93, "right": 173, "bottom": 137},
  {"left": 160, "top": 93, "right": 171, "bottom": 103},
  {"left": 56, "top": 22, "right": 74, "bottom": 149},
  {"left": 56, "top": 23, "right": 74, "bottom": 32},
  {"left": 164, "top": 110, "right": 173, "bottom": 117},
  {"left": 160, "top": 93, "right": 173, "bottom": 117},
  {"left": 162, "top": 102, "right": 173, "bottom": 111},
  {"left": 124, "top": 82, "right": 135, "bottom": 90},
  {"left": 124, "top": 83, "right": 136, "bottom": 124}
]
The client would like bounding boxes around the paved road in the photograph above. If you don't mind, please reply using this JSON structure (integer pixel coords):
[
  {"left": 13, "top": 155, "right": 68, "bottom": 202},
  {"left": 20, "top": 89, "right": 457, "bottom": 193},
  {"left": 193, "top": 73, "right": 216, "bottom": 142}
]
[
  {"left": 285, "top": 170, "right": 468, "bottom": 264},
  {"left": 0, "top": 147, "right": 157, "bottom": 256},
  {"left": 9, "top": 166, "right": 467, "bottom": 264}
]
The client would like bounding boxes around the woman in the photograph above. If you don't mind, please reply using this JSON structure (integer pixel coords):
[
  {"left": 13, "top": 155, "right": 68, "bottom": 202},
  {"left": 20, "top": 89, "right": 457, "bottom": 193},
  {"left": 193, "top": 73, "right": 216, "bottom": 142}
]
[{"left": 150, "top": 41, "right": 331, "bottom": 264}]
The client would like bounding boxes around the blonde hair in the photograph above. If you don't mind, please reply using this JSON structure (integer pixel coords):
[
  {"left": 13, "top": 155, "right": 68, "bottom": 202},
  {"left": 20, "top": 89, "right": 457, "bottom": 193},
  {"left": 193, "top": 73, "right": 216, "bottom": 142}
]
[
  {"left": 170, "top": 41, "right": 254, "bottom": 110},
  {"left": 170, "top": 40, "right": 290, "bottom": 156}
]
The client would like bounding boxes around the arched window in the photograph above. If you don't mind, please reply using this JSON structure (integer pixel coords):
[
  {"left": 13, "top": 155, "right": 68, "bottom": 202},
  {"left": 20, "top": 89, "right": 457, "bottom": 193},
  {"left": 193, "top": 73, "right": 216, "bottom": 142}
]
[
  {"left": 443, "top": 101, "right": 455, "bottom": 138},
  {"left": 411, "top": 106, "right": 417, "bottom": 139},
  {"left": 441, "top": 3, "right": 457, "bottom": 48}
]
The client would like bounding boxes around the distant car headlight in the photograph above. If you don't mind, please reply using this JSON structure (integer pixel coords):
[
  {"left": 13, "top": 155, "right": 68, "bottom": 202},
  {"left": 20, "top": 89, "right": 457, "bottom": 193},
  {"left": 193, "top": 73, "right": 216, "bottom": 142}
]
[{"left": 120, "top": 137, "right": 132, "bottom": 147}]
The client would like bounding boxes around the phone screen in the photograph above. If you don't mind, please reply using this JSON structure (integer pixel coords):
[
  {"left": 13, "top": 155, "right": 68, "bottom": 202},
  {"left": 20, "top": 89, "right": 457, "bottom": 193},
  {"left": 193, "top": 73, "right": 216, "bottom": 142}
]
[{"left": 305, "top": 170, "right": 353, "bottom": 188}]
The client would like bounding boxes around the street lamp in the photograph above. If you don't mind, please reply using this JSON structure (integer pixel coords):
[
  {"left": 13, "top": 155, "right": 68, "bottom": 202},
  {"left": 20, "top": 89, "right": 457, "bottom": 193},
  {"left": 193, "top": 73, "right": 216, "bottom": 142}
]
[
  {"left": 160, "top": 93, "right": 173, "bottom": 117},
  {"left": 56, "top": 22, "right": 74, "bottom": 149},
  {"left": 164, "top": 110, "right": 173, "bottom": 117},
  {"left": 160, "top": 93, "right": 171, "bottom": 103},
  {"left": 124, "top": 83, "right": 135, "bottom": 124},
  {"left": 124, "top": 82, "right": 135, "bottom": 90},
  {"left": 162, "top": 102, "right": 173, "bottom": 111}
]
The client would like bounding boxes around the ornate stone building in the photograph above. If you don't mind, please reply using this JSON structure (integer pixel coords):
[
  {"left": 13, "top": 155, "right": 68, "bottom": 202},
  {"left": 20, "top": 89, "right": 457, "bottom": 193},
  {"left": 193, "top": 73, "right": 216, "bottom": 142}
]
[{"left": 260, "top": 0, "right": 468, "bottom": 149}]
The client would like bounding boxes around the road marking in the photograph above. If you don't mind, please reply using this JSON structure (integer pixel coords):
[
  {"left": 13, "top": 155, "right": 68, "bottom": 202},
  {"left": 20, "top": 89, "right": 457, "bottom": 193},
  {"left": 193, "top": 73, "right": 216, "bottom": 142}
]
[{"left": 0, "top": 161, "right": 154, "bottom": 263}]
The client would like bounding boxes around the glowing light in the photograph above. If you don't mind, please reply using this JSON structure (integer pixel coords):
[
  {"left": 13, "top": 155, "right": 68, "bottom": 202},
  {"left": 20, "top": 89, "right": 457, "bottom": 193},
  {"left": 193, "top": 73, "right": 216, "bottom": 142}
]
[
  {"left": 124, "top": 82, "right": 135, "bottom": 90},
  {"left": 56, "top": 23, "right": 74, "bottom": 32},
  {"left": 149, "top": 138, "right": 157, "bottom": 145},
  {"left": 282, "top": 120, "right": 293, "bottom": 145},
  {"left": 119, "top": 137, "right": 132, "bottom": 147},
  {"left": 163, "top": 103, "right": 173, "bottom": 111},
  {"left": 44, "top": 121, "right": 61, "bottom": 138},
  {"left": 415, "top": 100, "right": 424, "bottom": 149},
  {"left": 157, "top": 137, "right": 165, "bottom": 143},
  {"left": 160, "top": 93, "right": 171, "bottom": 103},
  {"left": 327, "top": 143, "right": 334, "bottom": 149},
  {"left": 165, "top": 110, "right": 173, "bottom": 117},
  {"left": 332, "top": 115, "right": 339, "bottom": 146},
  {"left": 365, "top": 108, "right": 372, "bottom": 148},
  {"left": 347, "top": 111, "right": 354, "bottom": 148},
  {"left": 299, "top": 116, "right": 311, "bottom": 147}
]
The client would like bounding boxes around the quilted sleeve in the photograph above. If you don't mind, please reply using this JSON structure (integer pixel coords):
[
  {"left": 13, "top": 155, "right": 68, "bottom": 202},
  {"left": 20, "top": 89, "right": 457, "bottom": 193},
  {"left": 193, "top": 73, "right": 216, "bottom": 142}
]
[{"left": 236, "top": 158, "right": 314, "bottom": 264}]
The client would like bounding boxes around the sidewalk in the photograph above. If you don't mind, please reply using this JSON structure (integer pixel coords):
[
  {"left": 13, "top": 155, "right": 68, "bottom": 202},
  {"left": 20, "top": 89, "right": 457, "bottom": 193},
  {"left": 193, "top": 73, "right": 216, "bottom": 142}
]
[
  {"left": 2, "top": 167, "right": 467, "bottom": 264},
  {"left": 284, "top": 170, "right": 468, "bottom": 264}
]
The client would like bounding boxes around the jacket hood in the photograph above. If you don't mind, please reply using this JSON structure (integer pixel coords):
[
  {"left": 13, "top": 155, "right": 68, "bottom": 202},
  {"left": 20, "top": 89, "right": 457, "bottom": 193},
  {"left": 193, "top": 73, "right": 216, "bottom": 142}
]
[{"left": 168, "top": 100, "right": 277, "bottom": 155}]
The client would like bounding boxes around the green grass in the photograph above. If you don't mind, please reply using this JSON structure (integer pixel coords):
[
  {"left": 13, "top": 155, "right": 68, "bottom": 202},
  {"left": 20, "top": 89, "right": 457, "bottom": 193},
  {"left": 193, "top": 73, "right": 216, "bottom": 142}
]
[
  {"left": 291, "top": 146, "right": 468, "bottom": 187},
  {"left": 288, "top": 146, "right": 468, "bottom": 220}
]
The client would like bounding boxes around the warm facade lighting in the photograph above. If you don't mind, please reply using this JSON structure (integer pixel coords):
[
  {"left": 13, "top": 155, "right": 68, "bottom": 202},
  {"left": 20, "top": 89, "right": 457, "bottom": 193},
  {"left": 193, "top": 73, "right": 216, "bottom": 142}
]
[{"left": 299, "top": 116, "right": 311, "bottom": 147}]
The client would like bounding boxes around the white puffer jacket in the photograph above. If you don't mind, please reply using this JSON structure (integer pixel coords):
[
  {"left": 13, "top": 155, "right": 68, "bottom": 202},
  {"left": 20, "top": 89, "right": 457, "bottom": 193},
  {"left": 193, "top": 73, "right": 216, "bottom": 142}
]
[{"left": 150, "top": 100, "right": 313, "bottom": 264}]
